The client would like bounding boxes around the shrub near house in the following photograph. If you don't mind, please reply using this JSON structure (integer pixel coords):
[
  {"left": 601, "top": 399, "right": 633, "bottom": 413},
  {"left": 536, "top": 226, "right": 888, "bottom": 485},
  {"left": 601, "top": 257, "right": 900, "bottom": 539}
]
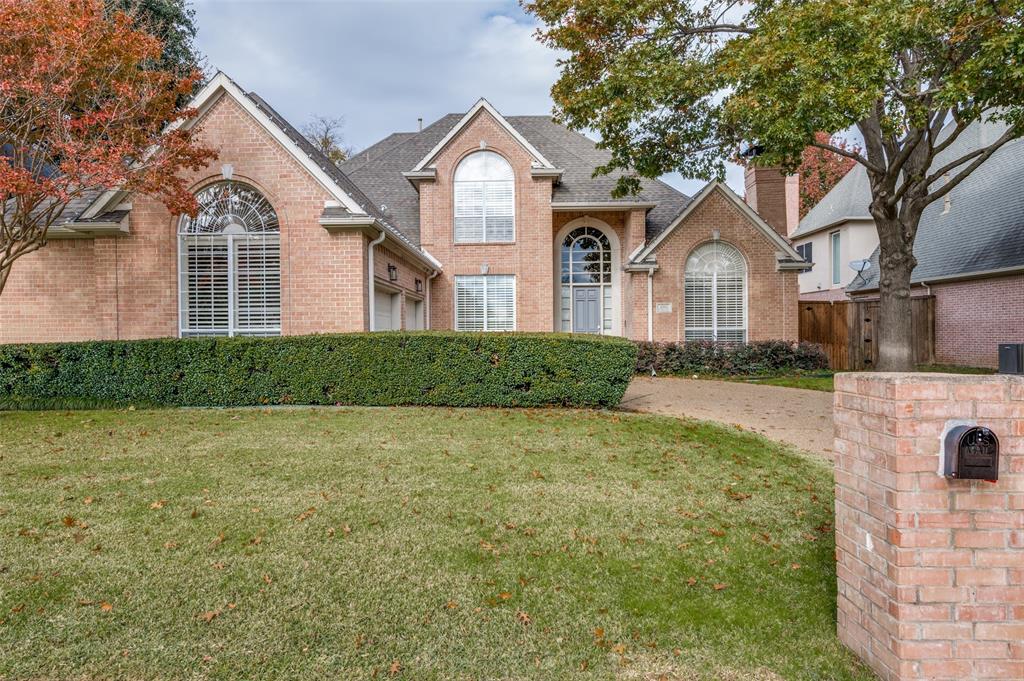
[
  {"left": 636, "top": 340, "right": 829, "bottom": 376},
  {"left": 0, "top": 333, "right": 637, "bottom": 409}
]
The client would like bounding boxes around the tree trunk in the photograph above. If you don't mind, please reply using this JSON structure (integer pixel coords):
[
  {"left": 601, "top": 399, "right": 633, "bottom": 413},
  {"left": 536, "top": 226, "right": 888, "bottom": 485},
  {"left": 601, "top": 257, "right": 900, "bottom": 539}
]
[{"left": 874, "top": 215, "right": 919, "bottom": 372}]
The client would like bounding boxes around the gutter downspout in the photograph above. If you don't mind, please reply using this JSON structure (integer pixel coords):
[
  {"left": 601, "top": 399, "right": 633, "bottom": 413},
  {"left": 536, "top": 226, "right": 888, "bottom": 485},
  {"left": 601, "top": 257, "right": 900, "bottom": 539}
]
[
  {"left": 646, "top": 268, "right": 655, "bottom": 342},
  {"left": 367, "top": 229, "right": 386, "bottom": 331},
  {"left": 426, "top": 270, "right": 440, "bottom": 330}
]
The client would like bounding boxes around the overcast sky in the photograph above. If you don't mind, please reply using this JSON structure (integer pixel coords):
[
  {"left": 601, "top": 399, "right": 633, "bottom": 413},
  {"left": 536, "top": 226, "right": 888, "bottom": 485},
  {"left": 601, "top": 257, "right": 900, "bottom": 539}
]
[{"left": 193, "top": 0, "right": 744, "bottom": 195}]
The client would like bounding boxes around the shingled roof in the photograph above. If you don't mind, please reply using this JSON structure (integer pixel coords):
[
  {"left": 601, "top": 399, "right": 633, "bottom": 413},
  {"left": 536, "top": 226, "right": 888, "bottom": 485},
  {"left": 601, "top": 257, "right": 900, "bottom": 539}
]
[
  {"left": 846, "top": 119, "right": 1024, "bottom": 292},
  {"left": 340, "top": 111, "right": 691, "bottom": 246}
]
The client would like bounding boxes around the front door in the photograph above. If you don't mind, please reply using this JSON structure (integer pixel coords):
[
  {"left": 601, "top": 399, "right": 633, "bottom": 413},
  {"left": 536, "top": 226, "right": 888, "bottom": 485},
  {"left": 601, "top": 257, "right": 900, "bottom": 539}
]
[{"left": 572, "top": 287, "right": 601, "bottom": 334}]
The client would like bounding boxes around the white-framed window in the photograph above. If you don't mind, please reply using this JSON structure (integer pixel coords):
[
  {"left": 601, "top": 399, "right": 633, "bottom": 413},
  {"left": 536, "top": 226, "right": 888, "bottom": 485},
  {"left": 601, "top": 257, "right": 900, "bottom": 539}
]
[
  {"left": 454, "top": 275, "right": 515, "bottom": 331},
  {"left": 178, "top": 181, "right": 281, "bottom": 337},
  {"left": 453, "top": 151, "right": 514, "bottom": 243},
  {"left": 684, "top": 241, "right": 747, "bottom": 343},
  {"left": 830, "top": 231, "right": 842, "bottom": 285}
]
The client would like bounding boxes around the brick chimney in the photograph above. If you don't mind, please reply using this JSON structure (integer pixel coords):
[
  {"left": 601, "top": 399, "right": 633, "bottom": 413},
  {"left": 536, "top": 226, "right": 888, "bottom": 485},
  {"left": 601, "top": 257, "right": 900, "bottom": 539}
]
[{"left": 744, "top": 165, "right": 799, "bottom": 237}]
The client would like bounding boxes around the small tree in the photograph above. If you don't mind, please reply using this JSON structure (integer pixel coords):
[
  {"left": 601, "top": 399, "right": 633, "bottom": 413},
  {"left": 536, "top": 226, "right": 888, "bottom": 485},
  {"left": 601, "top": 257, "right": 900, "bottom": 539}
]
[
  {"left": 527, "top": 0, "right": 1024, "bottom": 370},
  {"left": 797, "top": 133, "right": 858, "bottom": 219},
  {"left": 0, "top": 0, "right": 215, "bottom": 296},
  {"left": 302, "top": 115, "right": 354, "bottom": 166}
]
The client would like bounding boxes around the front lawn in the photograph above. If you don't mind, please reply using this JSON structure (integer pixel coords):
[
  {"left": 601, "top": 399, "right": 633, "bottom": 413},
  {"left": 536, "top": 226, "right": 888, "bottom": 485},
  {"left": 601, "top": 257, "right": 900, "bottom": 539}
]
[{"left": 0, "top": 408, "right": 871, "bottom": 680}]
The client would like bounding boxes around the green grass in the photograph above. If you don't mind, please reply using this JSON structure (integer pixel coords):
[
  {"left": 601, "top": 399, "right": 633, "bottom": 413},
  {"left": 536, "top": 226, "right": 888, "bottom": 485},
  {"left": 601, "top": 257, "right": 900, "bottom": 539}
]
[
  {"left": 0, "top": 408, "right": 872, "bottom": 681},
  {"left": 915, "top": 363, "right": 996, "bottom": 375},
  {"left": 731, "top": 375, "right": 836, "bottom": 392}
]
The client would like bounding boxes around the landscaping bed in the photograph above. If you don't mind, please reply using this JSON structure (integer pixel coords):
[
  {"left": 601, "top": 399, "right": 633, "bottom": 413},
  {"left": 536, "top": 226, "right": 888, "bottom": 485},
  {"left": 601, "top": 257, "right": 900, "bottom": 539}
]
[{"left": 0, "top": 407, "right": 872, "bottom": 680}]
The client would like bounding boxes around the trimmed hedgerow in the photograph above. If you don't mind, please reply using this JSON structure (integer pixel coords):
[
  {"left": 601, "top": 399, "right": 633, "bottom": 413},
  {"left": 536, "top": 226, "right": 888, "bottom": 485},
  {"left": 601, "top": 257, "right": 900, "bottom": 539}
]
[
  {"left": 635, "top": 340, "right": 829, "bottom": 376},
  {"left": 0, "top": 332, "right": 638, "bottom": 410}
]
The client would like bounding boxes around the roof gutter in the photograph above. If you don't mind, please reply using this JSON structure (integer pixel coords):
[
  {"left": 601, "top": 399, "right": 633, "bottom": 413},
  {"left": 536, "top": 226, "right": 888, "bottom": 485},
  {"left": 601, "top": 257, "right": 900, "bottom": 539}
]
[{"left": 852, "top": 263, "right": 1024, "bottom": 293}]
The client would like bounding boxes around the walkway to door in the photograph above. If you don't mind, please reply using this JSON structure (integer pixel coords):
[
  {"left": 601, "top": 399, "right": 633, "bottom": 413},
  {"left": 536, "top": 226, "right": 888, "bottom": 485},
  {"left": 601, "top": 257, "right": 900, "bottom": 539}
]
[{"left": 620, "top": 376, "right": 834, "bottom": 457}]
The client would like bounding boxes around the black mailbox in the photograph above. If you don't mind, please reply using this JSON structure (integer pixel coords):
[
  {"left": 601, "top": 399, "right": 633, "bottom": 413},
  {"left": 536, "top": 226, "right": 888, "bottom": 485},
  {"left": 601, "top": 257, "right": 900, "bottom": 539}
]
[{"left": 944, "top": 425, "right": 999, "bottom": 482}]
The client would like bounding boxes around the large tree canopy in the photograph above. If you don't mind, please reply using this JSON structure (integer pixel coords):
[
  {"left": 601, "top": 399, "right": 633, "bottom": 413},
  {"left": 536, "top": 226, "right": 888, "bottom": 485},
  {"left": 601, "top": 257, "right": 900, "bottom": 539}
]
[
  {"left": 528, "top": 0, "right": 1024, "bottom": 369},
  {"left": 114, "top": 0, "right": 203, "bottom": 79},
  {"left": 0, "top": 0, "right": 215, "bottom": 295}
]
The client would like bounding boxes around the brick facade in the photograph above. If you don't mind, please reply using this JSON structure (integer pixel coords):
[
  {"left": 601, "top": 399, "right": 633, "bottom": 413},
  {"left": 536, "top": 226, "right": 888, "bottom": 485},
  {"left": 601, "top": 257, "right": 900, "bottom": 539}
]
[
  {"left": 0, "top": 92, "right": 799, "bottom": 343},
  {"left": 643, "top": 188, "right": 800, "bottom": 343},
  {"left": 834, "top": 372, "right": 1024, "bottom": 681},
  {"left": 932, "top": 275, "right": 1024, "bottom": 369}
]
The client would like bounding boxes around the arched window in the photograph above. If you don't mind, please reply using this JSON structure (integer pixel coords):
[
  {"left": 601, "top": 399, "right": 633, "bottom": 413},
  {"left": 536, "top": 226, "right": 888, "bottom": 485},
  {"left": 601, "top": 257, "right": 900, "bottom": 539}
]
[
  {"left": 453, "top": 150, "right": 514, "bottom": 243},
  {"left": 178, "top": 181, "right": 281, "bottom": 337},
  {"left": 684, "top": 241, "right": 746, "bottom": 343},
  {"left": 560, "top": 226, "right": 613, "bottom": 334}
]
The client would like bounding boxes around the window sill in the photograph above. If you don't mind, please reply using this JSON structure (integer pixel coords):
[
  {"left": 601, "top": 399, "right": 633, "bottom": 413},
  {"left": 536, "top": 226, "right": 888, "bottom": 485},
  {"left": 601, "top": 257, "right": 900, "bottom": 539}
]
[{"left": 453, "top": 241, "right": 517, "bottom": 246}]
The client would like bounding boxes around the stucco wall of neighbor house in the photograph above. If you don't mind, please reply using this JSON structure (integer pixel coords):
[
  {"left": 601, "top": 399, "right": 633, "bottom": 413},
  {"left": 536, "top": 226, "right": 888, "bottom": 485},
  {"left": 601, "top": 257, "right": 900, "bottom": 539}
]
[
  {"left": 643, "top": 188, "right": 800, "bottom": 343},
  {"left": 932, "top": 274, "right": 1024, "bottom": 369},
  {"left": 418, "top": 110, "right": 556, "bottom": 332},
  {"left": 0, "top": 92, "right": 380, "bottom": 343},
  {"left": 796, "top": 219, "right": 879, "bottom": 296}
]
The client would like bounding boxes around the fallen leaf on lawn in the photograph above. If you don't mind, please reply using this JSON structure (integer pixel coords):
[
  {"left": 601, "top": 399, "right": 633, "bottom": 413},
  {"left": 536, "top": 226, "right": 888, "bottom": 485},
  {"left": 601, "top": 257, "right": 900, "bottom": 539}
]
[
  {"left": 388, "top": 660, "right": 402, "bottom": 676},
  {"left": 498, "top": 592, "right": 512, "bottom": 601},
  {"left": 164, "top": 541, "right": 178, "bottom": 550},
  {"left": 445, "top": 600, "right": 458, "bottom": 610},
  {"left": 612, "top": 643, "right": 627, "bottom": 655},
  {"left": 150, "top": 500, "right": 166, "bottom": 510},
  {"left": 262, "top": 574, "right": 272, "bottom": 585},
  {"left": 686, "top": 577, "right": 697, "bottom": 586},
  {"left": 296, "top": 507, "right": 316, "bottom": 522},
  {"left": 199, "top": 609, "right": 220, "bottom": 623},
  {"left": 342, "top": 524, "right": 352, "bottom": 535},
  {"left": 211, "top": 562, "right": 226, "bottom": 570},
  {"left": 712, "top": 583, "right": 728, "bottom": 591},
  {"left": 190, "top": 508, "right": 200, "bottom": 519},
  {"left": 99, "top": 602, "right": 113, "bottom": 612},
  {"left": 62, "top": 516, "right": 76, "bottom": 527},
  {"left": 11, "top": 604, "right": 25, "bottom": 613},
  {"left": 708, "top": 528, "right": 725, "bottom": 538},
  {"left": 516, "top": 610, "right": 531, "bottom": 625},
  {"left": 83, "top": 497, "right": 94, "bottom": 505},
  {"left": 593, "top": 627, "right": 604, "bottom": 640},
  {"left": 791, "top": 563, "right": 801, "bottom": 570}
]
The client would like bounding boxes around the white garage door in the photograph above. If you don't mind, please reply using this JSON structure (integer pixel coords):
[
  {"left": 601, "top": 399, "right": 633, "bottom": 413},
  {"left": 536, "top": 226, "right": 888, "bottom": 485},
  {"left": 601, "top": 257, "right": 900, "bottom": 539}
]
[{"left": 374, "top": 289, "right": 397, "bottom": 330}]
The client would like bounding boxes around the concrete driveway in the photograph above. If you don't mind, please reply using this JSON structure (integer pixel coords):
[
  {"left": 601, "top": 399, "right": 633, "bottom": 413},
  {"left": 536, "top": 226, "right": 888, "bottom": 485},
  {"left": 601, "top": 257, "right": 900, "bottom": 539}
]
[{"left": 620, "top": 376, "right": 834, "bottom": 457}]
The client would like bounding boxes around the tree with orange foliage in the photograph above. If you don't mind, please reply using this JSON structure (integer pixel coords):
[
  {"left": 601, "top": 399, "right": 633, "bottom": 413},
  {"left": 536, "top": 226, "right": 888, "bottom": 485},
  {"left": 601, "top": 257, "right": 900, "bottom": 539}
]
[
  {"left": 796, "top": 132, "right": 858, "bottom": 219},
  {"left": 0, "top": 0, "right": 216, "bottom": 295}
]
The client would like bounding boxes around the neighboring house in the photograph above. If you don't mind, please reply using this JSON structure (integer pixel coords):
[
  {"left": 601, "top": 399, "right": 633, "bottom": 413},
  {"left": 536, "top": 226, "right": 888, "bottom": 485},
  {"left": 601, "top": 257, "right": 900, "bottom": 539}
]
[
  {"left": 0, "top": 73, "right": 807, "bottom": 345},
  {"left": 790, "top": 168, "right": 878, "bottom": 301},
  {"left": 794, "top": 118, "right": 1024, "bottom": 368}
]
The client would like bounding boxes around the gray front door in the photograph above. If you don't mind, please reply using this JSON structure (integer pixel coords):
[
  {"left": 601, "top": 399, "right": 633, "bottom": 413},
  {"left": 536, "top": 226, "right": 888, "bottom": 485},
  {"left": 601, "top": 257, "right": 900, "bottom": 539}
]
[{"left": 572, "top": 287, "right": 601, "bottom": 333}]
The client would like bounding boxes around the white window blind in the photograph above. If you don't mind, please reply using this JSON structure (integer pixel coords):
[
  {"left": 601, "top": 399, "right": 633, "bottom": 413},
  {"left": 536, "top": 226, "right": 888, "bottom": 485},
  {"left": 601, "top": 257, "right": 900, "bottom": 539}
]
[
  {"left": 684, "top": 242, "right": 747, "bottom": 342},
  {"left": 454, "top": 151, "right": 514, "bottom": 243},
  {"left": 178, "top": 182, "right": 281, "bottom": 337},
  {"left": 455, "top": 275, "right": 515, "bottom": 331}
]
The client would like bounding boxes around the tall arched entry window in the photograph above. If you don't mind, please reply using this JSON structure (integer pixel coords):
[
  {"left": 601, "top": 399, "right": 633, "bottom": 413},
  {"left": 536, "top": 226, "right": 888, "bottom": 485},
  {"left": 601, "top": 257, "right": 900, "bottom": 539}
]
[
  {"left": 453, "top": 151, "right": 514, "bottom": 243},
  {"left": 560, "top": 225, "right": 614, "bottom": 334},
  {"left": 178, "top": 181, "right": 281, "bottom": 337},
  {"left": 684, "top": 241, "right": 747, "bottom": 342}
]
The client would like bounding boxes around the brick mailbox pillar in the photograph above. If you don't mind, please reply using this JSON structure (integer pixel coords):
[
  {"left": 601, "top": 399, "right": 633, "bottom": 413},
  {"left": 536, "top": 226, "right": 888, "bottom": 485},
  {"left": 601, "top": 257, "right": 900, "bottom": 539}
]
[{"left": 833, "top": 373, "right": 1024, "bottom": 681}]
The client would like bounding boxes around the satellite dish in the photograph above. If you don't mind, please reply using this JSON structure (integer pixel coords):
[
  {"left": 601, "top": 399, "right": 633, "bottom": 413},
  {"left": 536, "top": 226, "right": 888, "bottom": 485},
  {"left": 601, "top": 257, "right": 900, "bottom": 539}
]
[{"left": 849, "top": 259, "right": 872, "bottom": 273}]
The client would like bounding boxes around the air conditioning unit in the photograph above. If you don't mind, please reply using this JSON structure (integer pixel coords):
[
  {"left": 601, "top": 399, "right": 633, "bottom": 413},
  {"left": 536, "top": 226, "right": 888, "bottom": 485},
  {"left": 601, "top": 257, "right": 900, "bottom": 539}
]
[{"left": 998, "top": 343, "right": 1023, "bottom": 374}]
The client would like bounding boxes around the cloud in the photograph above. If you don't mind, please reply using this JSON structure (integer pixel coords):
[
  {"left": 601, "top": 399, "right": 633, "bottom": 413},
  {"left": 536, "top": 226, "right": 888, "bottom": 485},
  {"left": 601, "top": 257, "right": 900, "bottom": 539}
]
[{"left": 192, "top": 0, "right": 740, "bottom": 195}]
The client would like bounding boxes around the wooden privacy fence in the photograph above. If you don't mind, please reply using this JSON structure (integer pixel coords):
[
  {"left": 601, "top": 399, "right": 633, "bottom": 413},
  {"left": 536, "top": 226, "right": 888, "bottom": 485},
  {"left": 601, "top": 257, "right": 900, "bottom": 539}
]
[{"left": 798, "top": 297, "right": 935, "bottom": 371}]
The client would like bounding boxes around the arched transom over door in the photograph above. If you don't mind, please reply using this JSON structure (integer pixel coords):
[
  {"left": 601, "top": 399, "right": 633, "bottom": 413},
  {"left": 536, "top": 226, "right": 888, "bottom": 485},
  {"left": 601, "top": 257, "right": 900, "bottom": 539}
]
[
  {"left": 684, "top": 241, "right": 747, "bottom": 343},
  {"left": 560, "top": 225, "right": 614, "bottom": 334},
  {"left": 178, "top": 181, "right": 281, "bottom": 337}
]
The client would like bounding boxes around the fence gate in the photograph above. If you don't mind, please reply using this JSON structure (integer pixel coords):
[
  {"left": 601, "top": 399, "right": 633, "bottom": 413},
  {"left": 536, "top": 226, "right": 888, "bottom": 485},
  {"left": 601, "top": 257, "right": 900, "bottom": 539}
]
[{"left": 798, "top": 297, "right": 935, "bottom": 371}]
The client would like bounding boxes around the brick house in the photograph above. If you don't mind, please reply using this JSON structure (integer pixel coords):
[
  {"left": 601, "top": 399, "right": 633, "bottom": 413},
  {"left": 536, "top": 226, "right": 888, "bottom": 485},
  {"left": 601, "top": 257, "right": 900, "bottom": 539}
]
[
  {"left": 791, "top": 119, "right": 1024, "bottom": 368},
  {"left": 0, "top": 73, "right": 807, "bottom": 344}
]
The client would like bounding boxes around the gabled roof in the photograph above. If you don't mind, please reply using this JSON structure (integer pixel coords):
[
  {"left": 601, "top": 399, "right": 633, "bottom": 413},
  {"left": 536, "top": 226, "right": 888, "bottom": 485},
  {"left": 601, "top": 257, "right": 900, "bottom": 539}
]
[
  {"left": 341, "top": 111, "right": 691, "bottom": 245},
  {"left": 631, "top": 181, "right": 804, "bottom": 265},
  {"left": 72, "top": 72, "right": 436, "bottom": 267},
  {"left": 849, "top": 127, "right": 1024, "bottom": 292},
  {"left": 410, "top": 98, "right": 556, "bottom": 172},
  {"left": 791, "top": 165, "right": 872, "bottom": 239}
]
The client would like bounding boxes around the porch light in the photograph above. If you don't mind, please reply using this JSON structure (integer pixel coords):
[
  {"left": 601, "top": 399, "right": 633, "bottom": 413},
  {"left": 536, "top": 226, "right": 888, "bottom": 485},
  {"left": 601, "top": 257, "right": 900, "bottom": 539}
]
[
  {"left": 387, "top": 264, "right": 398, "bottom": 282},
  {"left": 415, "top": 278, "right": 423, "bottom": 293}
]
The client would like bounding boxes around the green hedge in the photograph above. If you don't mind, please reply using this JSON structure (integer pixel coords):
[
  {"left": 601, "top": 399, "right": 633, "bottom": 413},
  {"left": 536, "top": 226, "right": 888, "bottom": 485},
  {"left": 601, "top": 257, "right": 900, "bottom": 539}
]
[
  {"left": 635, "top": 340, "right": 829, "bottom": 375},
  {"left": 0, "top": 333, "right": 638, "bottom": 410}
]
